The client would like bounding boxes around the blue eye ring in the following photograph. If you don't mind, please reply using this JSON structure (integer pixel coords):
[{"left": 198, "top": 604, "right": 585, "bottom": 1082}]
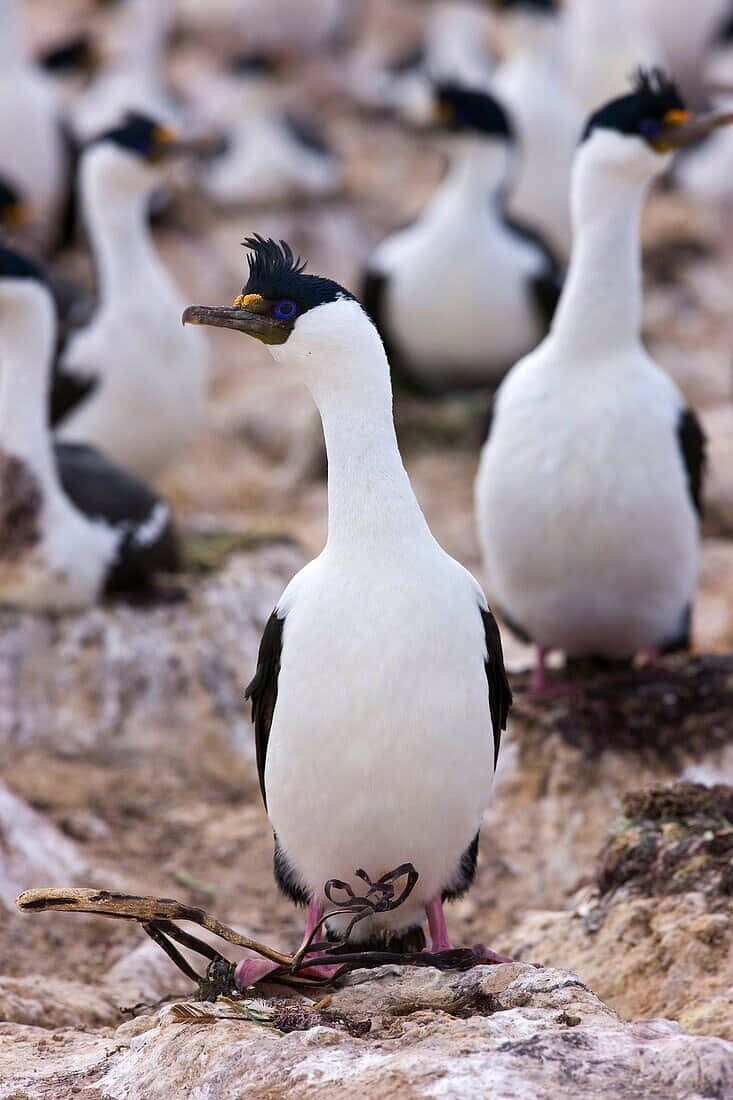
[
  {"left": 274, "top": 299, "right": 298, "bottom": 320},
  {"left": 638, "top": 117, "right": 662, "bottom": 139}
]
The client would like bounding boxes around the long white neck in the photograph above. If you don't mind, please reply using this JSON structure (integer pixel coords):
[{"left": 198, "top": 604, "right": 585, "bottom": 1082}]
[
  {"left": 287, "top": 309, "right": 432, "bottom": 553},
  {"left": 81, "top": 146, "right": 164, "bottom": 307},
  {"left": 427, "top": 136, "right": 510, "bottom": 219},
  {"left": 0, "top": 282, "right": 58, "bottom": 486},
  {"left": 549, "top": 139, "right": 657, "bottom": 357}
]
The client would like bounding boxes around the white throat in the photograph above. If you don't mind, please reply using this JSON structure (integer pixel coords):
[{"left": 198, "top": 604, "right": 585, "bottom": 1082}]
[
  {"left": 549, "top": 134, "right": 663, "bottom": 357},
  {"left": 81, "top": 145, "right": 165, "bottom": 307},
  {"left": 428, "top": 136, "right": 511, "bottom": 220},
  {"left": 272, "top": 302, "right": 431, "bottom": 552}
]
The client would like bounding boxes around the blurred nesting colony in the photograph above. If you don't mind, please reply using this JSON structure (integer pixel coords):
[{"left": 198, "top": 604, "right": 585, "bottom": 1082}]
[{"left": 0, "top": 0, "right": 732, "bottom": 656}]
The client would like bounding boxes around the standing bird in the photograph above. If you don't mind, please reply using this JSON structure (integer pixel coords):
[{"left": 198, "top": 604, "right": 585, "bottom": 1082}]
[
  {"left": 0, "top": 0, "right": 69, "bottom": 252},
  {"left": 199, "top": 52, "right": 341, "bottom": 207},
  {"left": 475, "top": 72, "right": 723, "bottom": 692},
  {"left": 363, "top": 83, "right": 561, "bottom": 393},
  {"left": 70, "top": 0, "right": 182, "bottom": 144},
  {"left": 53, "top": 114, "right": 208, "bottom": 479},
  {"left": 352, "top": 0, "right": 495, "bottom": 115},
  {"left": 183, "top": 236, "right": 512, "bottom": 981},
  {"left": 490, "top": 0, "right": 582, "bottom": 260},
  {"left": 0, "top": 247, "right": 180, "bottom": 611}
]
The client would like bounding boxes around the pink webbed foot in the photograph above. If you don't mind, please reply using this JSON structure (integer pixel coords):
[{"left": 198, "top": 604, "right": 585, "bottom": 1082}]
[
  {"left": 235, "top": 898, "right": 344, "bottom": 989},
  {"left": 235, "top": 956, "right": 281, "bottom": 989}
]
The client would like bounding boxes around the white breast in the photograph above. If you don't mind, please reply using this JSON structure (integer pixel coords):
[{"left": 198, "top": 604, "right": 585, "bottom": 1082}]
[
  {"left": 264, "top": 544, "right": 494, "bottom": 936},
  {"left": 475, "top": 346, "right": 699, "bottom": 656},
  {"left": 203, "top": 116, "right": 339, "bottom": 205},
  {"left": 57, "top": 289, "right": 207, "bottom": 479},
  {"left": 377, "top": 209, "right": 544, "bottom": 386}
]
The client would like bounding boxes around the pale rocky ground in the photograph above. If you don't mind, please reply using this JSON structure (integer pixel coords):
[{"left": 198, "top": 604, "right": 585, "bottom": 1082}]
[{"left": 1, "top": 0, "right": 732, "bottom": 1095}]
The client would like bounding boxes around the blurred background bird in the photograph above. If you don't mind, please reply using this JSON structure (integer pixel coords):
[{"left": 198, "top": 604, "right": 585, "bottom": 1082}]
[
  {"left": 52, "top": 114, "right": 209, "bottom": 479},
  {"left": 475, "top": 71, "right": 726, "bottom": 691},
  {"left": 362, "top": 81, "right": 561, "bottom": 394}
]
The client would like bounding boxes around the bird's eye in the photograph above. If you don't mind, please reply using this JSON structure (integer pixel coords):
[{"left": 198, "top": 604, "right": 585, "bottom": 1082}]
[
  {"left": 274, "top": 299, "right": 298, "bottom": 320},
  {"left": 638, "top": 118, "right": 662, "bottom": 139}
]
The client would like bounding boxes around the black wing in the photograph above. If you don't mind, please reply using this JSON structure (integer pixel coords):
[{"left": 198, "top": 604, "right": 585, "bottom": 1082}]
[
  {"left": 54, "top": 442, "right": 180, "bottom": 591},
  {"left": 503, "top": 212, "right": 563, "bottom": 330},
  {"left": 50, "top": 363, "right": 98, "bottom": 426},
  {"left": 677, "top": 407, "right": 706, "bottom": 517},
  {"left": 245, "top": 611, "right": 284, "bottom": 808},
  {"left": 481, "top": 607, "right": 512, "bottom": 768}
]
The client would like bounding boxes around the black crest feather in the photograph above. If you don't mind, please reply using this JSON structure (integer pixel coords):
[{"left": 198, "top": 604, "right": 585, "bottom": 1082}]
[
  {"left": 241, "top": 235, "right": 355, "bottom": 310},
  {"left": 582, "top": 67, "right": 686, "bottom": 144},
  {"left": 243, "top": 235, "right": 308, "bottom": 284}
]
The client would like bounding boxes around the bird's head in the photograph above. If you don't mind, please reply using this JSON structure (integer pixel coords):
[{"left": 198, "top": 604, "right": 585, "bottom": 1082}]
[
  {"left": 183, "top": 236, "right": 383, "bottom": 393},
  {"left": 85, "top": 111, "right": 214, "bottom": 192},
  {"left": 581, "top": 68, "right": 733, "bottom": 178},
  {"left": 428, "top": 82, "right": 514, "bottom": 144},
  {"left": 0, "top": 179, "right": 31, "bottom": 230},
  {"left": 228, "top": 50, "right": 293, "bottom": 81}
]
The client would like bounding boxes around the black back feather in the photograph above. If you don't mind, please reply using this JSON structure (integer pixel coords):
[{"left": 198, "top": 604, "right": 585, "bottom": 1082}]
[
  {"left": 677, "top": 407, "right": 706, "bottom": 516},
  {"left": 481, "top": 607, "right": 512, "bottom": 767},
  {"left": 245, "top": 609, "right": 285, "bottom": 808}
]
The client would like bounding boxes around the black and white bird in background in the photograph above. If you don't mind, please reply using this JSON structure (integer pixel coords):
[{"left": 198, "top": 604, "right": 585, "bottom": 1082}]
[
  {"left": 0, "top": 247, "right": 180, "bottom": 612},
  {"left": 362, "top": 82, "right": 562, "bottom": 394},
  {"left": 474, "top": 71, "right": 727, "bottom": 692},
  {"left": 197, "top": 50, "right": 342, "bottom": 207},
  {"left": 350, "top": 0, "right": 495, "bottom": 116},
  {"left": 70, "top": 0, "right": 183, "bottom": 144},
  {"left": 0, "top": 0, "right": 69, "bottom": 253},
  {"left": 183, "top": 236, "right": 512, "bottom": 983},
  {"left": 52, "top": 113, "right": 208, "bottom": 480}
]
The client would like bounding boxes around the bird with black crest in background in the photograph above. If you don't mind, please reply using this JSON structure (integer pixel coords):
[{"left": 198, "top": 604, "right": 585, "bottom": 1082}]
[
  {"left": 198, "top": 50, "right": 341, "bottom": 206},
  {"left": 362, "top": 82, "right": 561, "bottom": 394},
  {"left": 475, "top": 71, "right": 724, "bottom": 692},
  {"left": 183, "top": 235, "right": 512, "bottom": 983},
  {"left": 52, "top": 113, "right": 208, "bottom": 479}
]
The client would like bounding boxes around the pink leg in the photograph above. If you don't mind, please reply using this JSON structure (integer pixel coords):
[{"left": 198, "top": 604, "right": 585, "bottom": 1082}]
[
  {"left": 425, "top": 896, "right": 527, "bottom": 966},
  {"left": 299, "top": 897, "right": 325, "bottom": 950},
  {"left": 425, "top": 896, "right": 453, "bottom": 952},
  {"left": 529, "top": 647, "right": 577, "bottom": 696},
  {"left": 235, "top": 898, "right": 342, "bottom": 989},
  {"left": 530, "top": 647, "right": 549, "bottom": 694}
]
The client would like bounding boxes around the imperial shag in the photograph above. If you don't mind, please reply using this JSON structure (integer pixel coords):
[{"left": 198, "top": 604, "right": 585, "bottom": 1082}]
[
  {"left": 475, "top": 72, "right": 722, "bottom": 690},
  {"left": 53, "top": 113, "right": 208, "bottom": 479},
  {"left": 183, "top": 236, "right": 512, "bottom": 981},
  {"left": 363, "top": 83, "right": 561, "bottom": 393}
]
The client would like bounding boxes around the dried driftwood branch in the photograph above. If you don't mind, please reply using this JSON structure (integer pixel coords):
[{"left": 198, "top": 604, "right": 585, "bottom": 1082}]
[{"left": 15, "top": 866, "right": 496, "bottom": 999}]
